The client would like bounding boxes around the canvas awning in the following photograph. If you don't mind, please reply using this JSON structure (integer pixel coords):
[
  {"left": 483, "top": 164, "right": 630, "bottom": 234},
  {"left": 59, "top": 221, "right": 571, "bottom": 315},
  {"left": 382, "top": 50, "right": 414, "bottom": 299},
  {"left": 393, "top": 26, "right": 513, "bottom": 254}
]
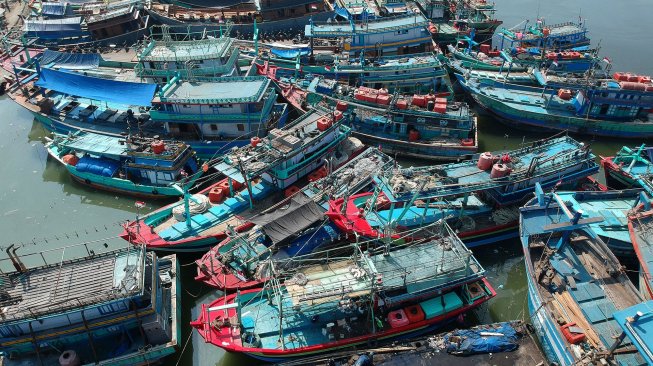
[
  {"left": 250, "top": 195, "right": 324, "bottom": 245},
  {"left": 41, "top": 50, "right": 101, "bottom": 70},
  {"left": 35, "top": 68, "right": 157, "bottom": 106},
  {"left": 41, "top": 2, "right": 67, "bottom": 16}
]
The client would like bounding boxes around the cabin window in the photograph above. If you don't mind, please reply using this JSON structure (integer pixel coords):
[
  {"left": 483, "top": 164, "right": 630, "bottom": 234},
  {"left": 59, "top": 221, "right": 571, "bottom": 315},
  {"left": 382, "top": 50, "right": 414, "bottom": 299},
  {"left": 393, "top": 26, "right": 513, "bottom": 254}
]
[
  {"left": 237, "top": 124, "right": 245, "bottom": 131},
  {"left": 210, "top": 124, "right": 218, "bottom": 131}
]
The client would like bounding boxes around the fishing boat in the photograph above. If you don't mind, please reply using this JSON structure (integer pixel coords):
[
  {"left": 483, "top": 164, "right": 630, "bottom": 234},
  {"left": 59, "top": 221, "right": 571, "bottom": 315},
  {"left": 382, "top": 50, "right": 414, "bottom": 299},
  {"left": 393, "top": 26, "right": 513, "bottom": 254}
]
[
  {"left": 194, "top": 148, "right": 396, "bottom": 291},
  {"left": 493, "top": 19, "right": 590, "bottom": 50},
  {"left": 121, "top": 107, "right": 361, "bottom": 252},
  {"left": 327, "top": 134, "right": 598, "bottom": 247},
  {"left": 255, "top": 50, "right": 452, "bottom": 95},
  {"left": 23, "top": 0, "right": 151, "bottom": 48},
  {"left": 190, "top": 223, "right": 495, "bottom": 362},
  {"left": 45, "top": 131, "right": 203, "bottom": 198},
  {"left": 601, "top": 144, "right": 653, "bottom": 191},
  {"left": 522, "top": 183, "right": 647, "bottom": 366},
  {"left": 0, "top": 244, "right": 180, "bottom": 365},
  {"left": 270, "top": 71, "right": 478, "bottom": 161},
  {"left": 459, "top": 75, "right": 653, "bottom": 138},
  {"left": 9, "top": 68, "right": 288, "bottom": 159},
  {"left": 627, "top": 193, "right": 653, "bottom": 297}
]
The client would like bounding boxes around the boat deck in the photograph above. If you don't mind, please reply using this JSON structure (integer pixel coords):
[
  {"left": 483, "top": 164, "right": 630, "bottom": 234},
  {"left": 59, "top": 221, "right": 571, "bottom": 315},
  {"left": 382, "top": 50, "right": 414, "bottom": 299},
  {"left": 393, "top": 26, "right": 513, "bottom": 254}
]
[{"left": 0, "top": 248, "right": 143, "bottom": 321}]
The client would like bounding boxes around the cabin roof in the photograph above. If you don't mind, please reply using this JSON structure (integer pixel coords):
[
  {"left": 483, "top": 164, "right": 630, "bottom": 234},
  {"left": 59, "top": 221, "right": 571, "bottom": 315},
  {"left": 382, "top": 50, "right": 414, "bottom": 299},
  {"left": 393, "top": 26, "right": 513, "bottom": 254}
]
[
  {"left": 138, "top": 37, "right": 234, "bottom": 62},
  {"left": 157, "top": 76, "right": 270, "bottom": 104},
  {"left": 305, "top": 13, "right": 428, "bottom": 37}
]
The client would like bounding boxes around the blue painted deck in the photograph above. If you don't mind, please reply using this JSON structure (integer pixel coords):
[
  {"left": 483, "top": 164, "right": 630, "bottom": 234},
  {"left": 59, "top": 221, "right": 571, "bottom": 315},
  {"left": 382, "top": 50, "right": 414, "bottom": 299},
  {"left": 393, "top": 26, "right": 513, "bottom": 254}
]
[{"left": 613, "top": 301, "right": 653, "bottom": 365}]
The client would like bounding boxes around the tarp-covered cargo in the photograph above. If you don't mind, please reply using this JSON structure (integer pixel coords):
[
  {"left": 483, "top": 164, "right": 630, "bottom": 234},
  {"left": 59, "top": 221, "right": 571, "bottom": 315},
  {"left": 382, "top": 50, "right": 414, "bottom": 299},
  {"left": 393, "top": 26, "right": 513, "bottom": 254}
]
[{"left": 41, "top": 50, "right": 101, "bottom": 70}]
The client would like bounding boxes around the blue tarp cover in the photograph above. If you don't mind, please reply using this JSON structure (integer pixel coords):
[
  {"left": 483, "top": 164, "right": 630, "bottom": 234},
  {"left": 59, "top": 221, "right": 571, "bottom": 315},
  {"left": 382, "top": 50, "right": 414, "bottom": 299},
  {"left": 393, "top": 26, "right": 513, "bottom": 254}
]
[
  {"left": 41, "top": 2, "right": 67, "bottom": 16},
  {"left": 270, "top": 47, "right": 311, "bottom": 59},
  {"left": 75, "top": 156, "right": 120, "bottom": 177},
  {"left": 444, "top": 322, "right": 520, "bottom": 355},
  {"left": 35, "top": 68, "right": 157, "bottom": 106},
  {"left": 41, "top": 50, "right": 101, "bottom": 70},
  {"left": 24, "top": 17, "right": 83, "bottom": 39}
]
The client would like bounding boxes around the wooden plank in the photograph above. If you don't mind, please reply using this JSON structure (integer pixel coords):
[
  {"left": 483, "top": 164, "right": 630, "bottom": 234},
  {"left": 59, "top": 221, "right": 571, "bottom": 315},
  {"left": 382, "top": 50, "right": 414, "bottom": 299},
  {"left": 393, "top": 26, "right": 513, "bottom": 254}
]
[{"left": 543, "top": 217, "right": 604, "bottom": 232}]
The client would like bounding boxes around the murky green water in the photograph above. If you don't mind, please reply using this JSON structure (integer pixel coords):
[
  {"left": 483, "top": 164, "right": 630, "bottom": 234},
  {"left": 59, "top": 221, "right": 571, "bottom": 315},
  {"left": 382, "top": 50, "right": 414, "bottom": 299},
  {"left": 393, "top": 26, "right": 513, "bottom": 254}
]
[{"left": 0, "top": 0, "right": 651, "bottom": 364}]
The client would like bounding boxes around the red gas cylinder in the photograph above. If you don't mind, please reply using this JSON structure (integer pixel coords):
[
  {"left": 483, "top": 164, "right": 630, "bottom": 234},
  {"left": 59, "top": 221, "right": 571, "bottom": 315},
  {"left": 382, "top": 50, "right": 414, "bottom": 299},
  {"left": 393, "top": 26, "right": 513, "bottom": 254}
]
[
  {"left": 63, "top": 154, "right": 79, "bottom": 166},
  {"left": 250, "top": 136, "right": 261, "bottom": 147},
  {"left": 208, "top": 187, "right": 224, "bottom": 203},
  {"left": 284, "top": 185, "right": 300, "bottom": 197},
  {"left": 336, "top": 101, "right": 349, "bottom": 111},
  {"left": 151, "top": 140, "right": 165, "bottom": 154},
  {"left": 477, "top": 152, "right": 494, "bottom": 170},
  {"left": 490, "top": 163, "right": 511, "bottom": 178},
  {"left": 388, "top": 309, "right": 410, "bottom": 328},
  {"left": 317, "top": 117, "right": 332, "bottom": 131},
  {"left": 408, "top": 129, "right": 420, "bottom": 142},
  {"left": 404, "top": 305, "right": 425, "bottom": 323}
]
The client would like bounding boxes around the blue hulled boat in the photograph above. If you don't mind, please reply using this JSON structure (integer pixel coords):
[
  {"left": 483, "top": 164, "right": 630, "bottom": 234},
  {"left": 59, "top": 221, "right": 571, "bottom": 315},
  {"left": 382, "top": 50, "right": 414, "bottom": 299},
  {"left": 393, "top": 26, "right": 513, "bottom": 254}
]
[
  {"left": 328, "top": 135, "right": 599, "bottom": 247},
  {"left": 191, "top": 224, "right": 495, "bottom": 362},
  {"left": 522, "top": 184, "right": 647, "bottom": 366},
  {"left": 459, "top": 75, "right": 653, "bottom": 138},
  {"left": 46, "top": 131, "right": 202, "bottom": 198},
  {"left": 122, "top": 107, "right": 362, "bottom": 252},
  {"left": 627, "top": 193, "right": 653, "bottom": 297},
  {"left": 601, "top": 144, "right": 653, "bottom": 194},
  {"left": 0, "top": 244, "right": 180, "bottom": 365}
]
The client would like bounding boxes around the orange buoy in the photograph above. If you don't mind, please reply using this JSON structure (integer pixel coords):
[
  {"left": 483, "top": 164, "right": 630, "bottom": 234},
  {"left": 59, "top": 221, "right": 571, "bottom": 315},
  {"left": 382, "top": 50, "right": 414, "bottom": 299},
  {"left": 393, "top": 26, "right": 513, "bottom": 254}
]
[
  {"left": 284, "top": 185, "right": 300, "bottom": 197},
  {"left": 477, "top": 152, "right": 494, "bottom": 170},
  {"left": 490, "top": 163, "right": 511, "bottom": 178},
  {"left": 250, "top": 136, "right": 261, "bottom": 147},
  {"left": 151, "top": 140, "right": 165, "bottom": 154},
  {"left": 208, "top": 187, "right": 224, "bottom": 203},
  {"left": 62, "top": 154, "right": 79, "bottom": 166},
  {"left": 202, "top": 162, "right": 209, "bottom": 172},
  {"left": 461, "top": 138, "right": 474, "bottom": 146}
]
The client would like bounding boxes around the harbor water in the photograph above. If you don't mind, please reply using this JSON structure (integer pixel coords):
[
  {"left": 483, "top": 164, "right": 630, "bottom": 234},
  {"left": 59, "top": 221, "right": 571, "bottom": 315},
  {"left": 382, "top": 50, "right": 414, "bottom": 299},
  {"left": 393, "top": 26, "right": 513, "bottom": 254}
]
[{"left": 0, "top": 0, "right": 652, "bottom": 364}]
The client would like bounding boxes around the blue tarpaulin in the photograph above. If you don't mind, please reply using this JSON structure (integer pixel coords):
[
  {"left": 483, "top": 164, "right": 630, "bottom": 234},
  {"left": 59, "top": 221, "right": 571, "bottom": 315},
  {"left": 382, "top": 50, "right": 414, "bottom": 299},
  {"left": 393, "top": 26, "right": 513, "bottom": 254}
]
[
  {"left": 76, "top": 156, "right": 120, "bottom": 177},
  {"left": 41, "top": 2, "right": 67, "bottom": 16},
  {"left": 270, "top": 47, "right": 311, "bottom": 59},
  {"left": 24, "top": 17, "right": 84, "bottom": 39},
  {"left": 41, "top": 50, "right": 101, "bottom": 69},
  {"left": 334, "top": 7, "right": 350, "bottom": 20},
  {"left": 35, "top": 68, "right": 157, "bottom": 106},
  {"left": 444, "top": 322, "right": 520, "bottom": 355}
]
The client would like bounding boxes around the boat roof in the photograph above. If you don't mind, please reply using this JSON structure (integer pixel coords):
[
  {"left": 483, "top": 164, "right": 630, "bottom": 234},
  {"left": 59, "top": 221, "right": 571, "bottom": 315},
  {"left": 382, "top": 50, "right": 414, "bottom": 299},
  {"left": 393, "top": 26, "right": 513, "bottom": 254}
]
[
  {"left": 155, "top": 76, "right": 270, "bottom": 104},
  {"left": 138, "top": 36, "right": 234, "bottom": 62},
  {"left": 613, "top": 301, "right": 653, "bottom": 365},
  {"left": 54, "top": 132, "right": 190, "bottom": 159},
  {"left": 374, "top": 135, "right": 593, "bottom": 202},
  {"left": 305, "top": 13, "right": 428, "bottom": 37},
  {"left": 0, "top": 246, "right": 147, "bottom": 323}
]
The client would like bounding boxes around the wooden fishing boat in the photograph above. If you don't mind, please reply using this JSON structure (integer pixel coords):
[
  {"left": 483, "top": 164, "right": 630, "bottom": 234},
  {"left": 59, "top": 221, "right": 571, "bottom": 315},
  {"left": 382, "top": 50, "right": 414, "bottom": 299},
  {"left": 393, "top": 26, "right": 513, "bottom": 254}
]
[
  {"left": 191, "top": 223, "right": 495, "bottom": 362},
  {"left": 46, "top": 131, "right": 203, "bottom": 198},
  {"left": 327, "top": 134, "right": 599, "bottom": 246},
  {"left": 0, "top": 244, "right": 180, "bottom": 365},
  {"left": 121, "top": 107, "right": 362, "bottom": 252},
  {"left": 601, "top": 144, "right": 653, "bottom": 192},
  {"left": 627, "top": 194, "right": 653, "bottom": 297},
  {"left": 460, "top": 74, "right": 653, "bottom": 138},
  {"left": 194, "top": 148, "right": 395, "bottom": 291},
  {"left": 522, "top": 183, "right": 647, "bottom": 366}
]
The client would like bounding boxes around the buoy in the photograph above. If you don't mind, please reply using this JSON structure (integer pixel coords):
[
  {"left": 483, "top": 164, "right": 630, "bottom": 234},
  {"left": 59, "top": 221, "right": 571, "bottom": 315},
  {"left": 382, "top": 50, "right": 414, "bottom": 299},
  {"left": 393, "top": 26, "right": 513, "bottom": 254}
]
[
  {"left": 477, "top": 152, "right": 494, "bottom": 170},
  {"left": 490, "top": 163, "right": 511, "bottom": 178},
  {"left": 62, "top": 154, "right": 79, "bottom": 166},
  {"left": 59, "top": 350, "right": 81, "bottom": 366},
  {"left": 250, "top": 136, "right": 261, "bottom": 147},
  {"left": 151, "top": 140, "right": 165, "bottom": 154},
  {"left": 202, "top": 162, "right": 209, "bottom": 172},
  {"left": 208, "top": 187, "right": 224, "bottom": 203},
  {"left": 542, "top": 27, "right": 550, "bottom": 37},
  {"left": 461, "top": 138, "right": 474, "bottom": 146}
]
